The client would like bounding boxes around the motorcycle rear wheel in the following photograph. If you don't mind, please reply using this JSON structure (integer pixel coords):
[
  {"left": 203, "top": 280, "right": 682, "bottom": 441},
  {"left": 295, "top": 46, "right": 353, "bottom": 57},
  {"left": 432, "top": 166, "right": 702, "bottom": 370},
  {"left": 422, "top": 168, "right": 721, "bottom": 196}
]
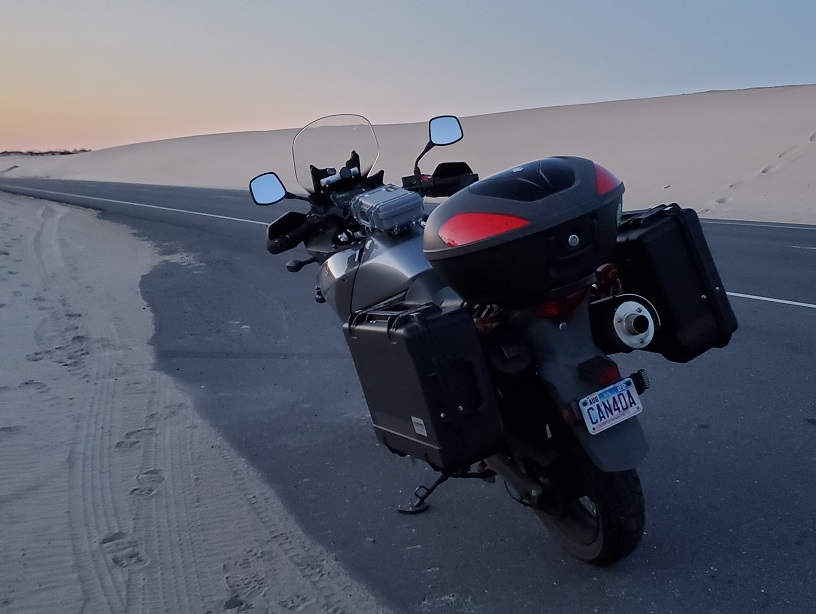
[{"left": 529, "top": 447, "right": 645, "bottom": 565}]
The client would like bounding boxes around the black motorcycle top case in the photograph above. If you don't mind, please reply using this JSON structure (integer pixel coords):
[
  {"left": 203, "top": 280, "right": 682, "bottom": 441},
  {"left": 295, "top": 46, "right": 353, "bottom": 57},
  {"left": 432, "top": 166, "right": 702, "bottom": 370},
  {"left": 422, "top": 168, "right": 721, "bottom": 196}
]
[
  {"left": 343, "top": 304, "right": 503, "bottom": 473},
  {"left": 615, "top": 204, "right": 738, "bottom": 362},
  {"left": 423, "top": 157, "right": 623, "bottom": 307}
]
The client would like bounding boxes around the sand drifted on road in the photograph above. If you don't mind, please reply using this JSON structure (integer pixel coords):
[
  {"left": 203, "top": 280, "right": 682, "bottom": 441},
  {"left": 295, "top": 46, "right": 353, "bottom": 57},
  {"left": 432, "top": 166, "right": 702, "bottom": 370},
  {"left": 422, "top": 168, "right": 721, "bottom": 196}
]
[{"left": 0, "top": 193, "right": 390, "bottom": 613}]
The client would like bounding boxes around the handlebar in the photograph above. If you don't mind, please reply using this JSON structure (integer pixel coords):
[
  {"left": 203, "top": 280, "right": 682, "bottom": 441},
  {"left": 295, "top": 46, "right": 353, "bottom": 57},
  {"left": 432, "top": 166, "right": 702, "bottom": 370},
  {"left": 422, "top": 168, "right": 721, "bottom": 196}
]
[
  {"left": 319, "top": 166, "right": 360, "bottom": 188},
  {"left": 267, "top": 161, "right": 478, "bottom": 258},
  {"left": 267, "top": 214, "right": 326, "bottom": 255},
  {"left": 402, "top": 172, "right": 478, "bottom": 198},
  {"left": 402, "top": 162, "right": 478, "bottom": 198}
]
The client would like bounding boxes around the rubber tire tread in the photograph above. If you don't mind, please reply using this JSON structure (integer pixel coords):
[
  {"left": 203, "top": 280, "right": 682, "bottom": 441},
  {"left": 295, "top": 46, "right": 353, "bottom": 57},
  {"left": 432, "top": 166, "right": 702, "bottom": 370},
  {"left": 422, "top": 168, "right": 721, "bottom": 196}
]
[{"left": 537, "top": 459, "right": 645, "bottom": 565}]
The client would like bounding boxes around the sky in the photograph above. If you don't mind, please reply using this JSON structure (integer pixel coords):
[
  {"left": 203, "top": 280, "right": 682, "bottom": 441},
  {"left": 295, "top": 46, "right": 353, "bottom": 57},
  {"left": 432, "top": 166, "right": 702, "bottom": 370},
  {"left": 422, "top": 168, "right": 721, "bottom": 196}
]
[{"left": 2, "top": 0, "right": 815, "bottom": 151}]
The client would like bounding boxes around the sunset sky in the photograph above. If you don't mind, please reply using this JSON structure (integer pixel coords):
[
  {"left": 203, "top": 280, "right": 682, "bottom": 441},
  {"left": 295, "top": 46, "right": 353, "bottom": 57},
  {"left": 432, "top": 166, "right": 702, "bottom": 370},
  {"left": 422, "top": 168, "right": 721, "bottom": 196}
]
[{"left": 2, "top": 0, "right": 815, "bottom": 151}]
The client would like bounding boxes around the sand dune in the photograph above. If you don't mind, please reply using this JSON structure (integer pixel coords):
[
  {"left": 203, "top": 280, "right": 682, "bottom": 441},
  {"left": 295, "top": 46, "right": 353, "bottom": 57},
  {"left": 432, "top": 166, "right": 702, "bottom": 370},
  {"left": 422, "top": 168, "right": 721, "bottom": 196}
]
[{"left": 4, "top": 85, "right": 816, "bottom": 224}]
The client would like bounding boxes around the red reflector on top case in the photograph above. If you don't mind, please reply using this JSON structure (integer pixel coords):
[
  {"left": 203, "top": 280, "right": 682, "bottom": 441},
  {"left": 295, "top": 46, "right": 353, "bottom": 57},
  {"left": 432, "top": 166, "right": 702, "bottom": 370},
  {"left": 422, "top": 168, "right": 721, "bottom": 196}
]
[
  {"left": 438, "top": 213, "right": 531, "bottom": 247},
  {"left": 594, "top": 163, "right": 621, "bottom": 195}
]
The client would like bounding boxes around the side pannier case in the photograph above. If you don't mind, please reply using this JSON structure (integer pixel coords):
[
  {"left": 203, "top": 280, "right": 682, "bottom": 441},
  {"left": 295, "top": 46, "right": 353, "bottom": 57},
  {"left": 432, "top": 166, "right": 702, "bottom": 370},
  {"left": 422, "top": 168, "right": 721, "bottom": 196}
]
[
  {"left": 343, "top": 303, "right": 503, "bottom": 473},
  {"left": 614, "top": 204, "right": 738, "bottom": 362},
  {"left": 423, "top": 157, "right": 624, "bottom": 307}
]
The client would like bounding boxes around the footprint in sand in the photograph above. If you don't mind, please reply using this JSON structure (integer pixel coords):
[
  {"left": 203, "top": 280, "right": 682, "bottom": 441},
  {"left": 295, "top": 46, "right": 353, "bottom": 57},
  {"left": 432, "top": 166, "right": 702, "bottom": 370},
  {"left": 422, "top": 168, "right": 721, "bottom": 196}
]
[
  {"left": 114, "top": 439, "right": 140, "bottom": 449},
  {"left": 778, "top": 146, "right": 798, "bottom": 159},
  {"left": 125, "top": 426, "right": 157, "bottom": 439},
  {"left": 130, "top": 469, "right": 164, "bottom": 497},
  {"left": 111, "top": 550, "right": 148, "bottom": 568},
  {"left": 129, "top": 486, "right": 157, "bottom": 497},
  {"left": 100, "top": 531, "right": 147, "bottom": 569},
  {"left": 100, "top": 531, "right": 131, "bottom": 546},
  {"left": 114, "top": 424, "right": 158, "bottom": 450},
  {"left": 18, "top": 380, "right": 48, "bottom": 393},
  {"left": 224, "top": 597, "right": 245, "bottom": 612}
]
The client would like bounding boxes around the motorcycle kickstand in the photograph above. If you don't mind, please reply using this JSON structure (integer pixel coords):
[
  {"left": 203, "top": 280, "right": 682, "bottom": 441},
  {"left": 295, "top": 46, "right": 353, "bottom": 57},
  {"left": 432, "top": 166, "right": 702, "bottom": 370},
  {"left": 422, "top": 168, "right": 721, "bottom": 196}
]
[{"left": 398, "top": 473, "right": 450, "bottom": 514}]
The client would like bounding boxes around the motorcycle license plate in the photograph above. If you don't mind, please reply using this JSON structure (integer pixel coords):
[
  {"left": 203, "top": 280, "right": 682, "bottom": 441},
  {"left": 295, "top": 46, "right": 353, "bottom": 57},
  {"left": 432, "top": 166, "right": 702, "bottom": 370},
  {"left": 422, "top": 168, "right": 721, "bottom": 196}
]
[{"left": 579, "top": 378, "right": 643, "bottom": 435}]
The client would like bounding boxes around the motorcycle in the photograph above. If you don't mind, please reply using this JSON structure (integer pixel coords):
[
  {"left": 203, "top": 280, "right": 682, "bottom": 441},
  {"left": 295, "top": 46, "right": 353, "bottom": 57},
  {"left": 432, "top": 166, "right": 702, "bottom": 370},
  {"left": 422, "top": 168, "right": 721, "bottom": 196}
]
[{"left": 249, "top": 114, "right": 737, "bottom": 564}]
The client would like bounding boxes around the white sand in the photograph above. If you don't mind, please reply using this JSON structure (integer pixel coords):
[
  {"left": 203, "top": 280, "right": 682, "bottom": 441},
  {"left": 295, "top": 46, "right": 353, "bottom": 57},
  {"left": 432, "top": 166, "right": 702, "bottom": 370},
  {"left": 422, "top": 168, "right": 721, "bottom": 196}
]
[
  {"left": 0, "top": 193, "right": 391, "bottom": 613},
  {"left": 2, "top": 85, "right": 815, "bottom": 224}
]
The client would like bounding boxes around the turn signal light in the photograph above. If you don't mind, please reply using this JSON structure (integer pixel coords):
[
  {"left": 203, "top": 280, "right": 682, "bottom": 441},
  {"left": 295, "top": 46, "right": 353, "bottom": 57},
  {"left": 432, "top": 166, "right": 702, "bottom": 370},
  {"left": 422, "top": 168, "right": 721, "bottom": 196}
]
[{"left": 594, "top": 163, "right": 622, "bottom": 195}]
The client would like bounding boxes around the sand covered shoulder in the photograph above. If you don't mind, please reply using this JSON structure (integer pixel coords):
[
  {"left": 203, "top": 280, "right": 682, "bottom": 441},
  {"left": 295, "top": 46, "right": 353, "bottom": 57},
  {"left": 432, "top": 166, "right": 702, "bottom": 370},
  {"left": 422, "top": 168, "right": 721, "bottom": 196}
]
[
  {"left": 0, "top": 193, "right": 390, "bottom": 613},
  {"left": 3, "top": 85, "right": 815, "bottom": 224}
]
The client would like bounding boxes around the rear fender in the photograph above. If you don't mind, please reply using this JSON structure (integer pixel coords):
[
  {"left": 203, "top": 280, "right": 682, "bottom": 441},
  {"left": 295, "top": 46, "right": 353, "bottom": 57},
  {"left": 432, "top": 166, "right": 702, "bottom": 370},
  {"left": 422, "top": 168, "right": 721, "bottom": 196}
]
[{"left": 519, "top": 303, "right": 649, "bottom": 472}]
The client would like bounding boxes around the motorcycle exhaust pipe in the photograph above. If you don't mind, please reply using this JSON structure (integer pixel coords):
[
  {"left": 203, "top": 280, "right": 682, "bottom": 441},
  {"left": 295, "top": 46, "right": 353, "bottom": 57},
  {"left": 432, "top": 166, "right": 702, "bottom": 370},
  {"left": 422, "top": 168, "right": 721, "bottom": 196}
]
[{"left": 590, "top": 294, "right": 660, "bottom": 354}]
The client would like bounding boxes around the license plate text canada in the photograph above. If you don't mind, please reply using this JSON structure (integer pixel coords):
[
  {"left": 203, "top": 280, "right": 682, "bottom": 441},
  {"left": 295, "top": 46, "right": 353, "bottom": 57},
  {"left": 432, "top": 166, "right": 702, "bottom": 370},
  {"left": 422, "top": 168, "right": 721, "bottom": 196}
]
[{"left": 579, "top": 378, "right": 643, "bottom": 435}]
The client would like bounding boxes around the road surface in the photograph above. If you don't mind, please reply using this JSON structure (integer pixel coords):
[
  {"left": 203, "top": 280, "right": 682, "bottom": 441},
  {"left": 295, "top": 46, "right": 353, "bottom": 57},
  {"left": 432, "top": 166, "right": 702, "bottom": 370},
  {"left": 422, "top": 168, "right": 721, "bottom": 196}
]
[{"left": 2, "top": 178, "right": 815, "bottom": 613}]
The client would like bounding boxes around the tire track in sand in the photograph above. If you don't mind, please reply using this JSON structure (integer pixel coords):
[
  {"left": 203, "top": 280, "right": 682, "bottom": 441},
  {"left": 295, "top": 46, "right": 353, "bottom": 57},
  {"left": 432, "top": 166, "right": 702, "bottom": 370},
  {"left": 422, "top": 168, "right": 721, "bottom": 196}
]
[
  {"left": 6, "top": 193, "right": 394, "bottom": 613},
  {"left": 30, "top": 203, "right": 130, "bottom": 612}
]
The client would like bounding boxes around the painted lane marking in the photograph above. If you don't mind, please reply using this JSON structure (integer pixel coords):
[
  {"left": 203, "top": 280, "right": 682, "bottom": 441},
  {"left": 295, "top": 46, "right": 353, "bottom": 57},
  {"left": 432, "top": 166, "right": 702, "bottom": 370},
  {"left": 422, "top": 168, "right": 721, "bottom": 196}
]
[
  {"left": 791, "top": 245, "right": 816, "bottom": 250},
  {"left": 0, "top": 185, "right": 268, "bottom": 226},
  {"left": 702, "top": 220, "right": 816, "bottom": 231},
  {"left": 727, "top": 292, "right": 816, "bottom": 310},
  {"left": 4, "top": 186, "right": 816, "bottom": 311}
]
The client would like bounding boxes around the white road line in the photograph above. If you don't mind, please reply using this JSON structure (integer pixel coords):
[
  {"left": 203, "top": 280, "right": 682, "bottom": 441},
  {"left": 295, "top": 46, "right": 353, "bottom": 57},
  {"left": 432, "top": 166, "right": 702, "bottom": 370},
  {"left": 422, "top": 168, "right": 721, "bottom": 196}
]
[
  {"left": 0, "top": 186, "right": 268, "bottom": 226},
  {"left": 791, "top": 245, "right": 816, "bottom": 250},
  {"left": 727, "top": 292, "right": 816, "bottom": 310},
  {"left": 702, "top": 220, "right": 816, "bottom": 231},
  {"left": 5, "top": 186, "right": 816, "bottom": 311}
]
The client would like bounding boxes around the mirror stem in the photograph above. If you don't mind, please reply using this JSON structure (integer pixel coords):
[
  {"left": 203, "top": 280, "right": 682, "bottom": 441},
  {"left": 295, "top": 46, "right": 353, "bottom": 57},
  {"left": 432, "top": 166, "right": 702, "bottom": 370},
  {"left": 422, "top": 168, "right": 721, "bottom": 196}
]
[
  {"left": 413, "top": 141, "right": 435, "bottom": 175},
  {"left": 286, "top": 192, "right": 311, "bottom": 202}
]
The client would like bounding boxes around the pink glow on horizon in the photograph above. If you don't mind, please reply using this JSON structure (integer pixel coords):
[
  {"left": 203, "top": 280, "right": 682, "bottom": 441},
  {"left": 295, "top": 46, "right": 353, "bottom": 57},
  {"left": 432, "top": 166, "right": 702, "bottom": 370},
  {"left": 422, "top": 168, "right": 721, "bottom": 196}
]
[{"left": 2, "top": 1, "right": 814, "bottom": 151}]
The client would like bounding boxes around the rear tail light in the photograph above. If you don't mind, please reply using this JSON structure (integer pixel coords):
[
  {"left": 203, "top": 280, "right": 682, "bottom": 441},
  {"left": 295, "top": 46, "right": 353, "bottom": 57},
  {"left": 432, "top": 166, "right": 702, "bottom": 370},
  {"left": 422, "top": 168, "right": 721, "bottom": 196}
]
[
  {"left": 534, "top": 289, "right": 590, "bottom": 319},
  {"left": 438, "top": 212, "right": 530, "bottom": 247},
  {"left": 578, "top": 356, "right": 622, "bottom": 387},
  {"left": 594, "top": 163, "right": 621, "bottom": 196}
]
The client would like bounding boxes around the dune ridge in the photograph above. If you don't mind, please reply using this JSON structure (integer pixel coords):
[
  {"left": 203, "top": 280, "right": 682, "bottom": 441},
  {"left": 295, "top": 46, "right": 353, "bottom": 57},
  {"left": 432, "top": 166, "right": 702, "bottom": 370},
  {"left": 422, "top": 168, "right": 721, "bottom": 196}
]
[{"left": 4, "top": 85, "right": 816, "bottom": 224}]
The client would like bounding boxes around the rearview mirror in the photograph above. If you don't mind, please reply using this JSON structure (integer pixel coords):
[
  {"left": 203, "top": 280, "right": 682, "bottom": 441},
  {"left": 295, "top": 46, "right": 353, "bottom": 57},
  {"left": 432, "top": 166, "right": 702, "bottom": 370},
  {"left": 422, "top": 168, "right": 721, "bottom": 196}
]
[
  {"left": 249, "top": 172, "right": 287, "bottom": 206},
  {"left": 429, "top": 116, "right": 463, "bottom": 146}
]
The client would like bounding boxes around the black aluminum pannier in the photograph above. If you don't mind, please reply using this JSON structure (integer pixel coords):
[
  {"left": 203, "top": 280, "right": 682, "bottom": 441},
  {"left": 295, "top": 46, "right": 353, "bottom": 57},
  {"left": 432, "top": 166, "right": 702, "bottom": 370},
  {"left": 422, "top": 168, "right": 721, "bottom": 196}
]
[
  {"left": 614, "top": 204, "right": 738, "bottom": 363},
  {"left": 343, "top": 303, "right": 503, "bottom": 472}
]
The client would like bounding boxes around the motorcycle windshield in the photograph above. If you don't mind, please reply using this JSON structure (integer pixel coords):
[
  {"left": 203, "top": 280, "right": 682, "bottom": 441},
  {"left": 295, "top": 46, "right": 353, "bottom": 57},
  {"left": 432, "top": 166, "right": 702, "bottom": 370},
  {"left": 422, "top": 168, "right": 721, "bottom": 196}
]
[{"left": 292, "top": 114, "right": 380, "bottom": 194}]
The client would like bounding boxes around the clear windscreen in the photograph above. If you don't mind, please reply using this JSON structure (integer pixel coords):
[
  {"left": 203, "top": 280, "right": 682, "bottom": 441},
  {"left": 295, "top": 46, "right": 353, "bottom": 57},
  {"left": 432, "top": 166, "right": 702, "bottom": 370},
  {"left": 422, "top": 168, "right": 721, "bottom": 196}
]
[{"left": 292, "top": 115, "right": 379, "bottom": 193}]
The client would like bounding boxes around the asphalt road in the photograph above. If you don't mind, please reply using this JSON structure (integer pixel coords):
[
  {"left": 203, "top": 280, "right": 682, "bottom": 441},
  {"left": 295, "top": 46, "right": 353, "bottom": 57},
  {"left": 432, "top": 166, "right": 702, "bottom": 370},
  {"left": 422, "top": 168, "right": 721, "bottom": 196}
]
[{"left": 2, "top": 178, "right": 815, "bottom": 613}]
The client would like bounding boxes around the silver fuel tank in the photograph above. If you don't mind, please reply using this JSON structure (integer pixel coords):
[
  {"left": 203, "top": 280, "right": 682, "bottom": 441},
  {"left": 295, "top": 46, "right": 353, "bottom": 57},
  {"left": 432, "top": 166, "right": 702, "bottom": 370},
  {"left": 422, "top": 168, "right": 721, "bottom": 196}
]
[{"left": 317, "top": 227, "right": 434, "bottom": 321}]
